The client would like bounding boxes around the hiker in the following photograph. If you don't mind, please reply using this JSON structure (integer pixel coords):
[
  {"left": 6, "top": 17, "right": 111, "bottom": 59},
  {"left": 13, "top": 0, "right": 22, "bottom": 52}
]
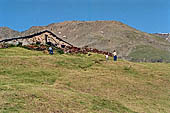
[
  {"left": 49, "top": 46, "right": 53, "bottom": 55},
  {"left": 113, "top": 50, "right": 117, "bottom": 61},
  {"left": 105, "top": 54, "right": 109, "bottom": 61}
]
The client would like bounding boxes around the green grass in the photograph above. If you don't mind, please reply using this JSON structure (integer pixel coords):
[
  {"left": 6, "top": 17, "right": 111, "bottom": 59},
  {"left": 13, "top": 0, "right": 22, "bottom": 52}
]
[
  {"left": 0, "top": 47, "right": 170, "bottom": 113},
  {"left": 129, "top": 45, "right": 170, "bottom": 62}
]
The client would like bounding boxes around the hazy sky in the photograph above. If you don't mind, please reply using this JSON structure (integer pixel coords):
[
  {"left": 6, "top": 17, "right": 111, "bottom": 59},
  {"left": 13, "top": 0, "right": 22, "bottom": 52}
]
[{"left": 0, "top": 0, "right": 169, "bottom": 33}]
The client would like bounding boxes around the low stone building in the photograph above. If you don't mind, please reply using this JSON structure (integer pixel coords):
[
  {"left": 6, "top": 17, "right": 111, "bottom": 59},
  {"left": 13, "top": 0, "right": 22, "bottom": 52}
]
[{"left": 0, "top": 30, "right": 72, "bottom": 49}]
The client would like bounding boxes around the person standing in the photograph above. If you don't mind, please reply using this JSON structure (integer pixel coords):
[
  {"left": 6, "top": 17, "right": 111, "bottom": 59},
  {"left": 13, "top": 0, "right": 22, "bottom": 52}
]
[
  {"left": 105, "top": 54, "right": 109, "bottom": 61},
  {"left": 113, "top": 50, "right": 117, "bottom": 61},
  {"left": 49, "top": 46, "right": 53, "bottom": 55}
]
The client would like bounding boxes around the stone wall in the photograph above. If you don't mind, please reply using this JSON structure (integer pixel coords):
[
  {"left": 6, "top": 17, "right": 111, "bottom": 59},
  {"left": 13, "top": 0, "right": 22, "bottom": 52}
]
[{"left": 0, "top": 30, "right": 72, "bottom": 49}]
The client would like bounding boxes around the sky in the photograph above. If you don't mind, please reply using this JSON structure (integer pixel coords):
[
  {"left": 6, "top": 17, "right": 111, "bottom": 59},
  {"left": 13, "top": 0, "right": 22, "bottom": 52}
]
[{"left": 0, "top": 0, "right": 169, "bottom": 33}]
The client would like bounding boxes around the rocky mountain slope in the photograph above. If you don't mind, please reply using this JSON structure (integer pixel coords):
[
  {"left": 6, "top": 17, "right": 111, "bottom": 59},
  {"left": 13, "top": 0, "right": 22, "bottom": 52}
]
[
  {"left": 1, "top": 21, "right": 170, "bottom": 62},
  {"left": 152, "top": 33, "right": 170, "bottom": 42},
  {"left": 153, "top": 33, "right": 170, "bottom": 38},
  {"left": 0, "top": 27, "right": 21, "bottom": 40}
]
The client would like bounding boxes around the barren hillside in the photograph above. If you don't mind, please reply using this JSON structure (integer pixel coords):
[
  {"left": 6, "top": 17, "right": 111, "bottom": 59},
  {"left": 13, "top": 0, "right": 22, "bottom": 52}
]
[{"left": 0, "top": 27, "right": 21, "bottom": 40}]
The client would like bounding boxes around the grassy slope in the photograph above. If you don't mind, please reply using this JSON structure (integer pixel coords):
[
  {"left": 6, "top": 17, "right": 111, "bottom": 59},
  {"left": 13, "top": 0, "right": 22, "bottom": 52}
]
[
  {"left": 129, "top": 45, "right": 170, "bottom": 62},
  {"left": 0, "top": 47, "right": 170, "bottom": 113}
]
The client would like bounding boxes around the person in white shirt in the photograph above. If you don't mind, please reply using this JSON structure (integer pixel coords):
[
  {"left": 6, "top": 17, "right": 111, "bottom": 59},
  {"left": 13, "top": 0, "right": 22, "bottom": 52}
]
[
  {"left": 49, "top": 47, "right": 53, "bottom": 55},
  {"left": 105, "top": 54, "right": 109, "bottom": 61},
  {"left": 113, "top": 50, "right": 117, "bottom": 61}
]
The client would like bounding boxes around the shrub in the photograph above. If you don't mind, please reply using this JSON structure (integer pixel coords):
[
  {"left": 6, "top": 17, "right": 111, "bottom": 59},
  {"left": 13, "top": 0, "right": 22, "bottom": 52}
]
[{"left": 55, "top": 48, "right": 64, "bottom": 54}]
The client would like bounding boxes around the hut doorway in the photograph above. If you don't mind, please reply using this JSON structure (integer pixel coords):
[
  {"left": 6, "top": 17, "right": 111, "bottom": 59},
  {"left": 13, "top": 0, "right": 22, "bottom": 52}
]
[{"left": 45, "top": 34, "right": 48, "bottom": 44}]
